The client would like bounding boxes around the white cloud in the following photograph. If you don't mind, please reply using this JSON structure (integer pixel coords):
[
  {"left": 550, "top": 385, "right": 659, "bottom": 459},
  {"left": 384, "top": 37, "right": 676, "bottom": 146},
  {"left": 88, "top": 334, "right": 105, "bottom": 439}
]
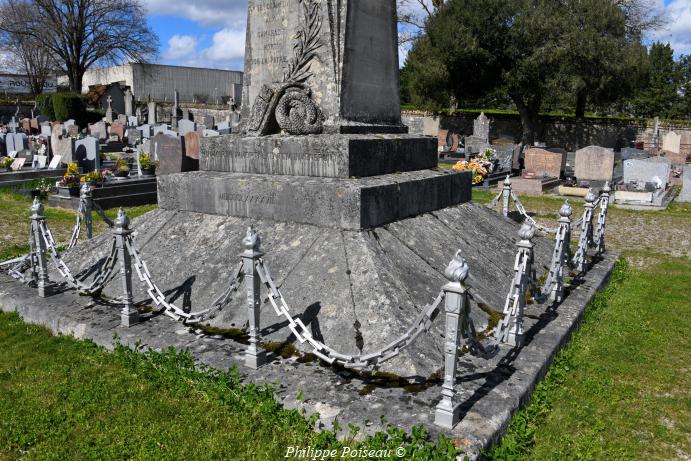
[
  {"left": 204, "top": 28, "right": 246, "bottom": 62},
  {"left": 163, "top": 35, "right": 198, "bottom": 60},
  {"left": 143, "top": 0, "right": 247, "bottom": 29},
  {"left": 652, "top": 0, "right": 691, "bottom": 55},
  {"left": 159, "top": 28, "right": 245, "bottom": 70}
]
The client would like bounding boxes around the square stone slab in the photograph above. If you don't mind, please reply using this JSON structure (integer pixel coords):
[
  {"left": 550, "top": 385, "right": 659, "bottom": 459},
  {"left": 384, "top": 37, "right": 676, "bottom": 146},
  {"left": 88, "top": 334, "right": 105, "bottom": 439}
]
[{"left": 157, "top": 169, "right": 471, "bottom": 230}]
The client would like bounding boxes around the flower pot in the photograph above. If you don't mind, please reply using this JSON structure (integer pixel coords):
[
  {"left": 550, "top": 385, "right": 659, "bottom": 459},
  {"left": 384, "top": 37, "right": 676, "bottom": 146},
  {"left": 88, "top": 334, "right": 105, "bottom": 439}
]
[
  {"left": 57, "top": 186, "right": 80, "bottom": 197},
  {"left": 85, "top": 180, "right": 98, "bottom": 188},
  {"left": 115, "top": 171, "right": 130, "bottom": 178},
  {"left": 140, "top": 168, "right": 156, "bottom": 177}
]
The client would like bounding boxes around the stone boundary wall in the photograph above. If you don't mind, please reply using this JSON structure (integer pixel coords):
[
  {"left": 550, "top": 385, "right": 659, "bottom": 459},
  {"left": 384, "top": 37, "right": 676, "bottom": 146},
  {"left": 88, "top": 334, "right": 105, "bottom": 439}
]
[{"left": 402, "top": 111, "right": 691, "bottom": 154}]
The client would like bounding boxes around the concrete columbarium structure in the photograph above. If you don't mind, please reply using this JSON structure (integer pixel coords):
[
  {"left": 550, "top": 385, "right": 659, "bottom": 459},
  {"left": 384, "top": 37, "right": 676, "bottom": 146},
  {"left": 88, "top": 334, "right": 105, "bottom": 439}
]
[{"left": 0, "top": 1, "right": 618, "bottom": 458}]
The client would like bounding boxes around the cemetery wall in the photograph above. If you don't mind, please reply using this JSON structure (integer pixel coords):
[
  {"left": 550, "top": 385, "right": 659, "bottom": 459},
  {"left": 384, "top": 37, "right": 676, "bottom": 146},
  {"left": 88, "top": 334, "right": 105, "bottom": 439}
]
[
  {"left": 0, "top": 103, "right": 36, "bottom": 120},
  {"left": 402, "top": 112, "right": 691, "bottom": 154},
  {"left": 65, "top": 63, "right": 243, "bottom": 104}
]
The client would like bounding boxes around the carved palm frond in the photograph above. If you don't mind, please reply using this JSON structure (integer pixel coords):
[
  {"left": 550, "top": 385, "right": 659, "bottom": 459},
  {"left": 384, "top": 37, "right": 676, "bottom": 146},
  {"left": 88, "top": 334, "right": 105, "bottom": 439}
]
[{"left": 283, "top": 0, "right": 323, "bottom": 84}]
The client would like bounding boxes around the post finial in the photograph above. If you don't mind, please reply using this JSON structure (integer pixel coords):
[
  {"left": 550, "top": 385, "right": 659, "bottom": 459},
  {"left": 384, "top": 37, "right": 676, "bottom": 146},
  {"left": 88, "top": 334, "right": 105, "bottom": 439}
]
[
  {"left": 114, "top": 207, "right": 130, "bottom": 230},
  {"left": 243, "top": 225, "right": 261, "bottom": 253},
  {"left": 585, "top": 190, "right": 596, "bottom": 203},
  {"left": 559, "top": 200, "right": 573, "bottom": 218},
  {"left": 31, "top": 196, "right": 43, "bottom": 216},
  {"left": 602, "top": 181, "right": 611, "bottom": 193},
  {"left": 504, "top": 175, "right": 512, "bottom": 186},
  {"left": 444, "top": 250, "right": 469, "bottom": 284},
  {"left": 518, "top": 223, "right": 535, "bottom": 241}
]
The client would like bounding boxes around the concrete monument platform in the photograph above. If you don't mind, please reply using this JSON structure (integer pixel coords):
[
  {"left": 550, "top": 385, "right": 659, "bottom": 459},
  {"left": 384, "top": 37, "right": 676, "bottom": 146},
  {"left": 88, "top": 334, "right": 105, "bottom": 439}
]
[
  {"left": 200, "top": 134, "right": 437, "bottom": 178},
  {"left": 0, "top": 237, "right": 617, "bottom": 459},
  {"left": 40, "top": 204, "right": 557, "bottom": 378},
  {"left": 158, "top": 169, "right": 471, "bottom": 230}
]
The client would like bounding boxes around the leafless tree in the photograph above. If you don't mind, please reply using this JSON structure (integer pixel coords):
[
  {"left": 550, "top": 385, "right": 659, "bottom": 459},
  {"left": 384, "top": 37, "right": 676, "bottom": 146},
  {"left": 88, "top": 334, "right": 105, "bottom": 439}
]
[
  {"left": 397, "top": 0, "right": 444, "bottom": 45},
  {"left": 0, "top": 0, "right": 158, "bottom": 92},
  {"left": 0, "top": 2, "right": 54, "bottom": 94},
  {"left": 612, "top": 0, "right": 668, "bottom": 36}
]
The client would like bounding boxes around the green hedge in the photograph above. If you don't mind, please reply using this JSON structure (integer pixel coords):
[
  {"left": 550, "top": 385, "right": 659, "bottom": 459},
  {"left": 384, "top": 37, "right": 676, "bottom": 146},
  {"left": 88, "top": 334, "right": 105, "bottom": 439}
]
[
  {"left": 35, "top": 94, "right": 55, "bottom": 120},
  {"left": 52, "top": 93, "right": 86, "bottom": 122}
]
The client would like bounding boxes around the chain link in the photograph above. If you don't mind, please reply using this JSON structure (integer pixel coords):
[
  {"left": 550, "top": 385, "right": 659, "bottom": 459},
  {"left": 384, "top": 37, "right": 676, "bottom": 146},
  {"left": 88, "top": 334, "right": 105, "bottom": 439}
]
[
  {"left": 125, "top": 234, "right": 243, "bottom": 322},
  {"left": 40, "top": 221, "right": 118, "bottom": 295},
  {"left": 255, "top": 258, "right": 444, "bottom": 368}
]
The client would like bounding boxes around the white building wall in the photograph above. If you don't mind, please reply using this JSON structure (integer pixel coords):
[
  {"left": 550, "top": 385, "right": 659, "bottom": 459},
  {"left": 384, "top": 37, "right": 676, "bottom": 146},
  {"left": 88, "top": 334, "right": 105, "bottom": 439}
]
[{"left": 74, "top": 64, "right": 243, "bottom": 104}]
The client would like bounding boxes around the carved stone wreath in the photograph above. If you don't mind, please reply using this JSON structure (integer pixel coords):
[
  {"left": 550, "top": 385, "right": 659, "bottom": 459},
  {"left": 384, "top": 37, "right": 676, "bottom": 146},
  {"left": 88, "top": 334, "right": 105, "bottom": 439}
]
[{"left": 246, "top": 0, "right": 324, "bottom": 136}]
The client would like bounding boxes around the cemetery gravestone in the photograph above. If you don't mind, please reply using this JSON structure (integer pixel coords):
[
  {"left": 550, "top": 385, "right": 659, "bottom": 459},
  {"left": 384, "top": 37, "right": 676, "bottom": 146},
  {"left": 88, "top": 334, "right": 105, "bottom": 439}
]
[
  {"left": 677, "top": 164, "right": 691, "bottom": 202},
  {"left": 127, "top": 116, "right": 138, "bottom": 127},
  {"left": 54, "top": 137, "right": 74, "bottom": 165},
  {"left": 620, "top": 147, "right": 649, "bottom": 160},
  {"left": 105, "top": 96, "right": 114, "bottom": 123},
  {"left": 88, "top": 121, "right": 107, "bottom": 141},
  {"left": 473, "top": 112, "right": 490, "bottom": 142},
  {"left": 152, "top": 133, "right": 195, "bottom": 175},
  {"left": 110, "top": 122, "right": 125, "bottom": 142},
  {"left": 183, "top": 131, "right": 201, "bottom": 160},
  {"left": 138, "top": 124, "right": 153, "bottom": 139},
  {"left": 662, "top": 131, "right": 681, "bottom": 153},
  {"left": 574, "top": 146, "right": 615, "bottom": 182},
  {"left": 124, "top": 89, "right": 133, "bottom": 117},
  {"left": 147, "top": 102, "right": 157, "bottom": 124},
  {"left": 203, "top": 129, "right": 220, "bottom": 137},
  {"left": 178, "top": 119, "right": 196, "bottom": 137},
  {"left": 40, "top": 123, "right": 52, "bottom": 137},
  {"left": 67, "top": 124, "right": 80, "bottom": 138},
  {"left": 623, "top": 157, "right": 671, "bottom": 189},
  {"left": 6, "top": 133, "right": 28, "bottom": 153},
  {"left": 217, "top": 121, "right": 230, "bottom": 135},
  {"left": 118, "top": 114, "right": 128, "bottom": 125},
  {"left": 524, "top": 148, "right": 563, "bottom": 178},
  {"left": 126, "top": 128, "right": 142, "bottom": 146},
  {"left": 202, "top": 115, "right": 215, "bottom": 129},
  {"left": 74, "top": 136, "right": 101, "bottom": 172}
]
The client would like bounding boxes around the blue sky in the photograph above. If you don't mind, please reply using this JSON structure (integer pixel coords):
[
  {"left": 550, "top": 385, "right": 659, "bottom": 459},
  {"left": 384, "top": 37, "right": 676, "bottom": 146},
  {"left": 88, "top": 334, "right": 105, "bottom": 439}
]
[{"left": 147, "top": 0, "right": 691, "bottom": 70}]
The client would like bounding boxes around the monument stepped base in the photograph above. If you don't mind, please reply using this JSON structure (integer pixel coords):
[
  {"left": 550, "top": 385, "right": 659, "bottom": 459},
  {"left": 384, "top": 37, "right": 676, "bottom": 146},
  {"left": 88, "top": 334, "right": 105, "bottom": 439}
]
[
  {"left": 50, "top": 203, "right": 555, "bottom": 378},
  {"left": 157, "top": 169, "right": 472, "bottom": 230},
  {"left": 200, "top": 133, "right": 437, "bottom": 178}
]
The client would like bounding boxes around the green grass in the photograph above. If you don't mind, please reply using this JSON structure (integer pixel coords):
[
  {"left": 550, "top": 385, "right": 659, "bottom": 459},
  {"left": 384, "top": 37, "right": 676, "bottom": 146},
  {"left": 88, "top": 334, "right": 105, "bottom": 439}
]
[
  {"left": 0, "top": 313, "right": 459, "bottom": 460},
  {"left": 0, "top": 190, "right": 157, "bottom": 262},
  {"left": 487, "top": 258, "right": 691, "bottom": 460},
  {"left": 1, "top": 184, "right": 689, "bottom": 460}
]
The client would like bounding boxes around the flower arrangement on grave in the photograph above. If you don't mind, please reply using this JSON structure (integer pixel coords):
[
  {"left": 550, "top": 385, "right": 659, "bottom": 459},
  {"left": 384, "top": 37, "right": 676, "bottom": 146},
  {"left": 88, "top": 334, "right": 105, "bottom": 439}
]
[
  {"left": 138, "top": 152, "right": 159, "bottom": 172},
  {"left": 115, "top": 158, "right": 130, "bottom": 177},
  {"left": 81, "top": 170, "right": 113, "bottom": 184},
  {"left": 58, "top": 162, "right": 80, "bottom": 187},
  {"left": 452, "top": 148, "right": 497, "bottom": 185},
  {"left": 0, "top": 156, "right": 13, "bottom": 170}
]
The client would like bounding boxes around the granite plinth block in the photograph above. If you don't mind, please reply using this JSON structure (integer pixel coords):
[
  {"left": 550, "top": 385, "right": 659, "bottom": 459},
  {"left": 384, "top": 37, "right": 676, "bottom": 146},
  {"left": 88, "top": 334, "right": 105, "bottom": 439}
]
[
  {"left": 199, "top": 134, "right": 437, "bottom": 179},
  {"left": 157, "top": 170, "right": 471, "bottom": 230}
]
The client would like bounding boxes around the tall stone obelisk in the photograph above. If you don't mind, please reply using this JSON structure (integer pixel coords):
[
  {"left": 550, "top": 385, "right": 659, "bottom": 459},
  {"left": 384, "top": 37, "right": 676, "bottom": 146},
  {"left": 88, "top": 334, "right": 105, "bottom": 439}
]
[{"left": 242, "top": 0, "right": 403, "bottom": 134}]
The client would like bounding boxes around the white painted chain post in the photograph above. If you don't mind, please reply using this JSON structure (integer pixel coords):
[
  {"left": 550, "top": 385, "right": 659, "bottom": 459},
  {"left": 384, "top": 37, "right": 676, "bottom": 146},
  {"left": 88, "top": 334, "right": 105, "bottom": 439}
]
[
  {"left": 573, "top": 190, "right": 596, "bottom": 274},
  {"left": 113, "top": 208, "right": 139, "bottom": 327},
  {"left": 595, "top": 182, "right": 611, "bottom": 256},
  {"left": 435, "top": 250, "right": 470, "bottom": 429},
  {"left": 30, "top": 197, "right": 55, "bottom": 297},
  {"left": 547, "top": 201, "right": 573, "bottom": 303},
  {"left": 79, "top": 184, "right": 93, "bottom": 240},
  {"left": 241, "top": 226, "right": 266, "bottom": 369},
  {"left": 502, "top": 175, "right": 512, "bottom": 217}
]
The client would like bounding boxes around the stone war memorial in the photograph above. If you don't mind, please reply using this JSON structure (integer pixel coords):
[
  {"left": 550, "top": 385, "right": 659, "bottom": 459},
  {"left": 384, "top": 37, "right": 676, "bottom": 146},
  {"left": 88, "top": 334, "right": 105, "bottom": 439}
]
[{"left": 0, "top": 1, "right": 617, "bottom": 458}]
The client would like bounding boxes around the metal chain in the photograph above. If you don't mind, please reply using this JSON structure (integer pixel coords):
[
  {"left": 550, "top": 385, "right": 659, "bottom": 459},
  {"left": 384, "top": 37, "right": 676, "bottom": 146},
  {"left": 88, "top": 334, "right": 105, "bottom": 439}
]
[
  {"left": 0, "top": 254, "right": 32, "bottom": 281},
  {"left": 92, "top": 201, "right": 114, "bottom": 228},
  {"left": 67, "top": 201, "right": 82, "bottom": 250},
  {"left": 125, "top": 234, "right": 243, "bottom": 322},
  {"left": 40, "top": 221, "right": 118, "bottom": 295},
  {"left": 509, "top": 192, "right": 558, "bottom": 234},
  {"left": 255, "top": 258, "right": 444, "bottom": 369},
  {"left": 489, "top": 189, "right": 503, "bottom": 207}
]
